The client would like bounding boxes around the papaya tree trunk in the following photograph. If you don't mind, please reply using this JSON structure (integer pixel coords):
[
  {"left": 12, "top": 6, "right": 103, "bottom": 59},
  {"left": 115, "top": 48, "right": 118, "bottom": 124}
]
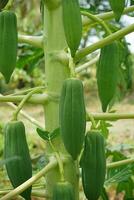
[{"left": 43, "top": 2, "right": 79, "bottom": 199}]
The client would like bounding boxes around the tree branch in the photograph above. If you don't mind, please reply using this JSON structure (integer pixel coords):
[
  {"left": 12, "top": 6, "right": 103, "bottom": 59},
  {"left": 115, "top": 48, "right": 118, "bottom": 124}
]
[
  {"left": 87, "top": 112, "right": 134, "bottom": 121},
  {"left": 82, "top": 5, "right": 134, "bottom": 26},
  {"left": 75, "top": 23, "right": 134, "bottom": 62},
  {"left": 18, "top": 35, "right": 43, "bottom": 48},
  {"left": 6, "top": 101, "right": 44, "bottom": 129},
  {"left": 0, "top": 94, "right": 49, "bottom": 104},
  {"left": 107, "top": 157, "right": 134, "bottom": 169},
  {"left": 75, "top": 55, "right": 99, "bottom": 73}
]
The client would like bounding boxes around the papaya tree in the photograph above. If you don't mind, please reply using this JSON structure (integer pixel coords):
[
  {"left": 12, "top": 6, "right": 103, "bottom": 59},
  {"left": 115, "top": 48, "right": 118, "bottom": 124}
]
[{"left": 0, "top": 0, "right": 134, "bottom": 199}]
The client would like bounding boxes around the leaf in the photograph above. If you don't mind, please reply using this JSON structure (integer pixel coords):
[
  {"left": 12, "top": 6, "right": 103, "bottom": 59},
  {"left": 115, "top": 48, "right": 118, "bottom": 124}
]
[
  {"left": 17, "top": 48, "right": 44, "bottom": 73},
  {"left": 36, "top": 128, "right": 49, "bottom": 141},
  {"left": 117, "top": 178, "right": 134, "bottom": 199},
  {"left": 36, "top": 127, "right": 60, "bottom": 141},
  {"left": 49, "top": 127, "right": 60, "bottom": 140},
  {"left": 109, "top": 0, "right": 126, "bottom": 21}
]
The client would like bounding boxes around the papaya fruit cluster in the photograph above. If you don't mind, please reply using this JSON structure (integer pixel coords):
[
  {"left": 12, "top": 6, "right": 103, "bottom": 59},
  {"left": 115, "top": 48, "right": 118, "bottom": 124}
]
[
  {"left": 0, "top": 10, "right": 18, "bottom": 83},
  {"left": 59, "top": 78, "right": 106, "bottom": 200}
]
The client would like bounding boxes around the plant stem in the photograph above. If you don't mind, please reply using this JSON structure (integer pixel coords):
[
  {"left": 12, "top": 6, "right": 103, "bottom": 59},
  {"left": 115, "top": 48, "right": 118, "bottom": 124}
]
[
  {"left": 10, "top": 86, "right": 45, "bottom": 96},
  {"left": 6, "top": 101, "right": 44, "bottom": 129},
  {"left": 49, "top": 140, "right": 65, "bottom": 182},
  {"left": 81, "top": 11, "right": 111, "bottom": 35},
  {"left": 75, "top": 23, "right": 134, "bottom": 62},
  {"left": 12, "top": 88, "right": 43, "bottom": 120},
  {"left": 87, "top": 112, "right": 134, "bottom": 121},
  {"left": 0, "top": 190, "right": 48, "bottom": 198},
  {"left": 83, "top": 5, "right": 134, "bottom": 26},
  {"left": 87, "top": 112, "right": 97, "bottom": 129},
  {"left": 107, "top": 157, "right": 134, "bottom": 169},
  {"left": 0, "top": 93, "right": 49, "bottom": 104},
  {"left": 18, "top": 34, "right": 43, "bottom": 48},
  {"left": 75, "top": 55, "right": 99, "bottom": 73}
]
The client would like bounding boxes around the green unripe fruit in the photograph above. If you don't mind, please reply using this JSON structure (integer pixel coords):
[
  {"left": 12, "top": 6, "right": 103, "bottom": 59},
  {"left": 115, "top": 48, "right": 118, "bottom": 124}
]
[
  {"left": 59, "top": 78, "right": 86, "bottom": 160},
  {"left": 52, "top": 181, "right": 75, "bottom": 200},
  {"left": 0, "top": 10, "right": 18, "bottom": 83},
  {"left": 81, "top": 131, "right": 106, "bottom": 200},
  {"left": 4, "top": 121, "right": 32, "bottom": 200}
]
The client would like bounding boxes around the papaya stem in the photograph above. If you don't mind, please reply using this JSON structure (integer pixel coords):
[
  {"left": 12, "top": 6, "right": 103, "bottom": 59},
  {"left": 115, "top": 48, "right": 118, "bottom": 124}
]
[
  {"left": 107, "top": 157, "right": 134, "bottom": 169},
  {"left": 18, "top": 34, "right": 43, "bottom": 48},
  {"left": 87, "top": 112, "right": 134, "bottom": 121}
]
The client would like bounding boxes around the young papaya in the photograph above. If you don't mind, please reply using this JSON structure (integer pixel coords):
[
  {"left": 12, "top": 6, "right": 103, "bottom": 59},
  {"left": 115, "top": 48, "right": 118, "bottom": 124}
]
[
  {"left": 52, "top": 181, "right": 75, "bottom": 200},
  {"left": 81, "top": 130, "right": 106, "bottom": 200},
  {"left": 4, "top": 121, "right": 32, "bottom": 200},
  {"left": 109, "top": 0, "right": 125, "bottom": 21},
  {"left": 0, "top": 0, "right": 9, "bottom": 10},
  {"left": 0, "top": 10, "right": 18, "bottom": 83},
  {"left": 59, "top": 78, "right": 86, "bottom": 160},
  {"left": 97, "top": 42, "right": 120, "bottom": 112},
  {"left": 62, "top": 0, "right": 82, "bottom": 57}
]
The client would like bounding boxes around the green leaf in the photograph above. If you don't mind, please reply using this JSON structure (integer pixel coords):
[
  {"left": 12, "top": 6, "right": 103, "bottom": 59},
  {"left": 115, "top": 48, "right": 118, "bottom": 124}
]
[
  {"left": 36, "top": 128, "right": 49, "bottom": 141},
  {"left": 109, "top": 0, "right": 126, "bottom": 21},
  {"left": 117, "top": 178, "right": 134, "bottom": 199},
  {"left": 49, "top": 127, "right": 60, "bottom": 140}
]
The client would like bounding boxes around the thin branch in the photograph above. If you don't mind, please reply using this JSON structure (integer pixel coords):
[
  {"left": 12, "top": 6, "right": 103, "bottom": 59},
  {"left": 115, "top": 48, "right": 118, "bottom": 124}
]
[
  {"left": 87, "top": 112, "right": 134, "bottom": 121},
  {"left": 6, "top": 101, "right": 44, "bottom": 129},
  {"left": 81, "top": 11, "right": 111, "bottom": 35},
  {"left": 0, "top": 190, "right": 48, "bottom": 198},
  {"left": 107, "top": 157, "right": 134, "bottom": 169},
  {"left": 75, "top": 23, "right": 134, "bottom": 62},
  {"left": 0, "top": 94, "right": 49, "bottom": 104},
  {"left": 18, "top": 35, "right": 43, "bottom": 48},
  {"left": 82, "top": 5, "right": 134, "bottom": 26},
  {"left": 75, "top": 55, "right": 99, "bottom": 73}
]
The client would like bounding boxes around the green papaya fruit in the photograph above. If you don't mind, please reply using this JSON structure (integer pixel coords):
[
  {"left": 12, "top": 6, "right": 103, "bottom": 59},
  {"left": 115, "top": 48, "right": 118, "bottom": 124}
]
[
  {"left": 62, "top": 0, "right": 82, "bottom": 57},
  {"left": 81, "top": 130, "right": 106, "bottom": 200},
  {"left": 0, "top": 10, "right": 18, "bottom": 83},
  {"left": 52, "top": 181, "right": 75, "bottom": 200},
  {"left": 97, "top": 42, "right": 120, "bottom": 112},
  {"left": 59, "top": 78, "right": 86, "bottom": 160},
  {"left": 4, "top": 121, "right": 32, "bottom": 200}
]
